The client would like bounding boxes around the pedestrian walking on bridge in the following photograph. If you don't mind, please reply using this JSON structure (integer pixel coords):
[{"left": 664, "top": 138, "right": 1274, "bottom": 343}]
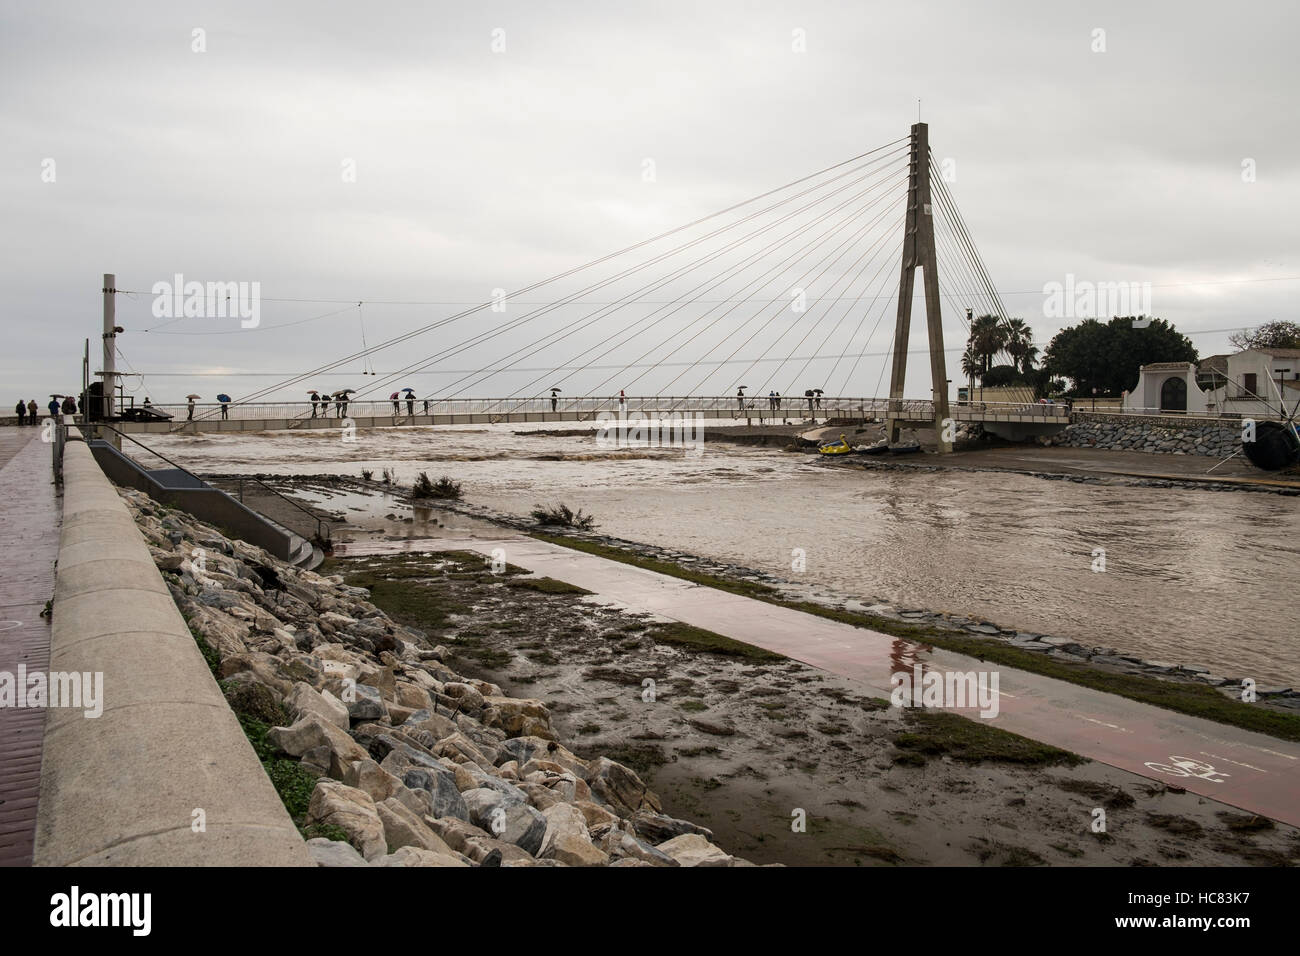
[
  {"left": 14, "top": 400, "right": 26, "bottom": 425},
  {"left": 27, "top": 400, "right": 37, "bottom": 424}
]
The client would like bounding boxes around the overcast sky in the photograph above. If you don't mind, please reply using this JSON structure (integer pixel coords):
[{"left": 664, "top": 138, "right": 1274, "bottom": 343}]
[{"left": 3, "top": 0, "right": 1297, "bottom": 405}]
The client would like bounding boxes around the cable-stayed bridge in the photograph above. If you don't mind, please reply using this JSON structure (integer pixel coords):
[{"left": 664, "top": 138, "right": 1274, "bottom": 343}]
[{"left": 100, "top": 124, "right": 1070, "bottom": 445}]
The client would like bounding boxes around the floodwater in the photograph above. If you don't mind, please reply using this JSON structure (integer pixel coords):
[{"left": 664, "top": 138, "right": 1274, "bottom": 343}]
[{"left": 146, "top": 424, "right": 1300, "bottom": 686}]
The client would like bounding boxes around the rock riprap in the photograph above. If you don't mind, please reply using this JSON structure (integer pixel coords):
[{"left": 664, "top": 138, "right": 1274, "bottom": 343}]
[
  {"left": 117, "top": 486, "right": 751, "bottom": 867},
  {"left": 1042, "top": 415, "right": 1239, "bottom": 458}
]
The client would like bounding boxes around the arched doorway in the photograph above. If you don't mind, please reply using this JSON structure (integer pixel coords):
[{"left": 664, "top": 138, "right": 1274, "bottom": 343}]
[{"left": 1160, "top": 376, "right": 1187, "bottom": 412}]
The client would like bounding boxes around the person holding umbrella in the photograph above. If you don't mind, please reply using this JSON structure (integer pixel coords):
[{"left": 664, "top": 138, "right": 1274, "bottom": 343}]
[
  {"left": 217, "top": 393, "right": 232, "bottom": 420},
  {"left": 390, "top": 392, "right": 400, "bottom": 415},
  {"left": 308, "top": 390, "right": 320, "bottom": 417},
  {"left": 403, "top": 388, "right": 415, "bottom": 417},
  {"left": 186, "top": 394, "right": 200, "bottom": 420},
  {"left": 736, "top": 386, "right": 747, "bottom": 410},
  {"left": 48, "top": 395, "right": 61, "bottom": 418},
  {"left": 549, "top": 387, "right": 561, "bottom": 412}
]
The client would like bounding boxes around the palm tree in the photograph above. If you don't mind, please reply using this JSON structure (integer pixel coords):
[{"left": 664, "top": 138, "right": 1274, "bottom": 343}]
[
  {"left": 967, "top": 314, "right": 1006, "bottom": 375},
  {"left": 960, "top": 347, "right": 981, "bottom": 402},
  {"left": 1003, "top": 318, "right": 1038, "bottom": 373}
]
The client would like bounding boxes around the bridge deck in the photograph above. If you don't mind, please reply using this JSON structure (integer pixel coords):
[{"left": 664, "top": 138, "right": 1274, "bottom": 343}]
[{"left": 105, "top": 398, "right": 1070, "bottom": 435}]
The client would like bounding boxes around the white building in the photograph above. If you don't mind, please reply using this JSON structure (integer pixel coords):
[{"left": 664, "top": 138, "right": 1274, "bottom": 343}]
[
  {"left": 1216, "top": 348, "right": 1300, "bottom": 419},
  {"left": 1123, "top": 348, "right": 1300, "bottom": 418},
  {"left": 1122, "top": 361, "right": 1207, "bottom": 414}
]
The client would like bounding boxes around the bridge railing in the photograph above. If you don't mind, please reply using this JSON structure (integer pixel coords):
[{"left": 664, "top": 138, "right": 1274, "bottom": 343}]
[
  {"left": 1071, "top": 405, "right": 1289, "bottom": 422},
  {"left": 143, "top": 395, "right": 899, "bottom": 423},
  {"left": 135, "top": 394, "right": 1072, "bottom": 427}
]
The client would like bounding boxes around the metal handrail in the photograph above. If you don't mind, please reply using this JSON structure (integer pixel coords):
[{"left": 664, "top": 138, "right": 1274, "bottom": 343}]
[
  {"left": 145, "top": 394, "right": 1080, "bottom": 421},
  {"left": 91, "top": 422, "right": 210, "bottom": 478},
  {"left": 211, "top": 474, "right": 332, "bottom": 546},
  {"left": 90, "top": 423, "right": 332, "bottom": 545}
]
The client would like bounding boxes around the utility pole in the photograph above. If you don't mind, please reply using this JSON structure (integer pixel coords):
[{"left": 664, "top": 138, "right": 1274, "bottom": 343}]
[
  {"left": 884, "top": 123, "right": 951, "bottom": 452},
  {"left": 102, "top": 273, "right": 117, "bottom": 420}
]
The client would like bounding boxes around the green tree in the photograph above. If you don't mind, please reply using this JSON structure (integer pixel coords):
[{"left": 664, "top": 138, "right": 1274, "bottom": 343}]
[
  {"left": 980, "top": 364, "right": 1026, "bottom": 387},
  {"left": 1043, "top": 316, "right": 1197, "bottom": 396},
  {"left": 966, "top": 314, "right": 1006, "bottom": 375},
  {"left": 1002, "top": 317, "right": 1038, "bottom": 373},
  {"left": 1228, "top": 321, "right": 1300, "bottom": 351}
]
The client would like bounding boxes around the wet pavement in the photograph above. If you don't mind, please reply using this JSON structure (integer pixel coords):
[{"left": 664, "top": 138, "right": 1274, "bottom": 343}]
[
  {"left": 339, "top": 531, "right": 1300, "bottom": 827},
  {"left": 0, "top": 428, "right": 60, "bottom": 866}
]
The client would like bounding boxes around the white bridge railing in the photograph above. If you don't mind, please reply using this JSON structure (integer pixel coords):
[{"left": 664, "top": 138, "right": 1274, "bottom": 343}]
[{"left": 136, "top": 395, "right": 1070, "bottom": 426}]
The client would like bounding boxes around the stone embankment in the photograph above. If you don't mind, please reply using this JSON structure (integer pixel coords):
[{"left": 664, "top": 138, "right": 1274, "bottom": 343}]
[
  {"left": 119, "top": 486, "right": 750, "bottom": 867},
  {"left": 1043, "top": 415, "right": 1240, "bottom": 458}
]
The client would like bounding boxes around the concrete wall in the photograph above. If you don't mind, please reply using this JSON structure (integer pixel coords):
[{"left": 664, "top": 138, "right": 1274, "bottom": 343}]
[{"left": 34, "top": 436, "right": 311, "bottom": 866}]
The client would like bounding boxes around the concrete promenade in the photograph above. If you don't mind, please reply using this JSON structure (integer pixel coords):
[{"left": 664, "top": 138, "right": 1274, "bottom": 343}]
[
  {"left": 32, "top": 435, "right": 311, "bottom": 866},
  {"left": 0, "top": 428, "right": 60, "bottom": 866}
]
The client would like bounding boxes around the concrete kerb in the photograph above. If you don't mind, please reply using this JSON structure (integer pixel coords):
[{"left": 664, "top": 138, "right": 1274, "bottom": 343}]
[{"left": 33, "top": 439, "right": 311, "bottom": 867}]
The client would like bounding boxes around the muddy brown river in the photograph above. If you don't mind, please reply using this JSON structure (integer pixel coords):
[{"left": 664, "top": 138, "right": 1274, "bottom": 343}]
[{"left": 145, "top": 424, "right": 1300, "bottom": 686}]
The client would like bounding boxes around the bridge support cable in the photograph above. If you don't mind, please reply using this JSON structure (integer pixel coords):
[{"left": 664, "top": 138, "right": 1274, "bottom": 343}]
[
  {"left": 643, "top": 177, "right": 906, "bottom": 399},
  {"left": 178, "top": 139, "right": 908, "bottom": 423},
  {"left": 452, "top": 152, "right": 913, "bottom": 408},
  {"left": 928, "top": 158, "right": 1036, "bottom": 405},
  {"left": 654, "top": 176, "right": 907, "bottom": 398},
  {"left": 790, "top": 215, "right": 904, "bottom": 395},
  {"left": 349, "top": 145, "right": 911, "bottom": 407},
  {"left": 777, "top": 216, "right": 906, "bottom": 397},
  {"left": 749, "top": 212, "right": 906, "bottom": 397},
  {"left": 829, "top": 247, "right": 905, "bottom": 398},
  {"left": 503, "top": 166, "right": 908, "bottom": 411},
  {"left": 560, "top": 167, "right": 907, "bottom": 400}
]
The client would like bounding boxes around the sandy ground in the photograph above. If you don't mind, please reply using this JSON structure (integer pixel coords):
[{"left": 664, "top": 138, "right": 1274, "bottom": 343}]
[{"left": 333, "top": 549, "right": 1300, "bottom": 867}]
